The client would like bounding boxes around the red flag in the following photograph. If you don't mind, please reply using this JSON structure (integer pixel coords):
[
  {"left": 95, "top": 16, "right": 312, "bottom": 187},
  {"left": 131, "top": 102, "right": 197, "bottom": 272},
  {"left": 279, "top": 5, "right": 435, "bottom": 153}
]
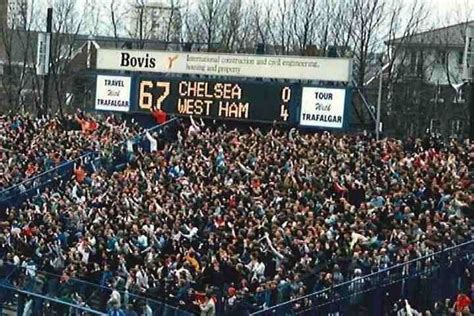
[{"left": 152, "top": 109, "right": 167, "bottom": 124}]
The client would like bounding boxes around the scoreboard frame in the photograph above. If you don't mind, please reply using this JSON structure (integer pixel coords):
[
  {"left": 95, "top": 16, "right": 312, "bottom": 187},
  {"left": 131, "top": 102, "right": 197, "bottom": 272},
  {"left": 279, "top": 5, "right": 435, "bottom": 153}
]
[{"left": 132, "top": 76, "right": 299, "bottom": 124}]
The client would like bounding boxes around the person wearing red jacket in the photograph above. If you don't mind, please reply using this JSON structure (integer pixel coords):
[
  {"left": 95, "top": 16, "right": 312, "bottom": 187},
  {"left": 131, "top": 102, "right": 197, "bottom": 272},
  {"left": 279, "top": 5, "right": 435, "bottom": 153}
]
[
  {"left": 453, "top": 293, "right": 471, "bottom": 314},
  {"left": 151, "top": 108, "right": 167, "bottom": 124}
]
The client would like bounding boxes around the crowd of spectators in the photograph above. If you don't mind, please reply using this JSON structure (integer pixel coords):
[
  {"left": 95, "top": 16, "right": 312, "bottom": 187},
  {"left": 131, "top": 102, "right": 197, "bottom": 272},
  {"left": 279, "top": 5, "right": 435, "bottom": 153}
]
[
  {"left": 0, "top": 115, "right": 472, "bottom": 315},
  {"left": 0, "top": 112, "right": 142, "bottom": 190}
]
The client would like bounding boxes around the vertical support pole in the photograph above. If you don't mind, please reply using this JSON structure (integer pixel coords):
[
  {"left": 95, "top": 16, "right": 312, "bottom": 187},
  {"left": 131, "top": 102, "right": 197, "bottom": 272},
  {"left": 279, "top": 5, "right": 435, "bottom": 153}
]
[{"left": 41, "top": 8, "right": 52, "bottom": 116}]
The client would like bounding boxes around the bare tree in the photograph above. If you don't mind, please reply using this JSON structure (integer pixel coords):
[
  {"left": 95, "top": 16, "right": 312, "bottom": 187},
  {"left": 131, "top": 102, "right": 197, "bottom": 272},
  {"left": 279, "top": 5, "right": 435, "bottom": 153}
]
[
  {"left": 252, "top": 0, "right": 271, "bottom": 49},
  {"left": 0, "top": 12, "right": 17, "bottom": 111},
  {"left": 163, "top": 0, "right": 182, "bottom": 49},
  {"left": 124, "top": 0, "right": 157, "bottom": 49},
  {"left": 133, "top": 0, "right": 147, "bottom": 49},
  {"left": 24, "top": 1, "right": 43, "bottom": 114},
  {"left": 0, "top": 0, "right": 40, "bottom": 113},
  {"left": 49, "top": 0, "right": 86, "bottom": 117},
  {"left": 218, "top": 0, "right": 247, "bottom": 52},
  {"left": 110, "top": 0, "right": 121, "bottom": 47},
  {"left": 83, "top": 0, "right": 102, "bottom": 36},
  {"left": 109, "top": 0, "right": 129, "bottom": 47},
  {"left": 443, "top": 0, "right": 474, "bottom": 27},
  {"left": 349, "top": 0, "right": 386, "bottom": 88},
  {"left": 327, "top": 0, "right": 355, "bottom": 57},
  {"left": 267, "top": 0, "right": 294, "bottom": 55},
  {"left": 291, "top": 0, "right": 319, "bottom": 55},
  {"left": 196, "top": 0, "right": 224, "bottom": 52},
  {"left": 384, "top": 0, "right": 429, "bottom": 84},
  {"left": 236, "top": 3, "right": 261, "bottom": 53},
  {"left": 182, "top": 0, "right": 198, "bottom": 44}
]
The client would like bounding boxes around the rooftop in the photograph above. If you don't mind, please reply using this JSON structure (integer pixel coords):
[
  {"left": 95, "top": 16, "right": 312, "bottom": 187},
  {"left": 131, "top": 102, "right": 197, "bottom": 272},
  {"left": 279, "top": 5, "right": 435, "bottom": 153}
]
[{"left": 388, "top": 20, "right": 474, "bottom": 48}]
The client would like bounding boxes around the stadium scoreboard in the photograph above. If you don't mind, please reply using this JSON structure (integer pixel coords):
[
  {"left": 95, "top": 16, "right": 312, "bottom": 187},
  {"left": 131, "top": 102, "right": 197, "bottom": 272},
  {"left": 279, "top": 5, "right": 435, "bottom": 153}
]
[
  {"left": 94, "top": 73, "right": 351, "bottom": 129},
  {"left": 136, "top": 77, "right": 297, "bottom": 123}
]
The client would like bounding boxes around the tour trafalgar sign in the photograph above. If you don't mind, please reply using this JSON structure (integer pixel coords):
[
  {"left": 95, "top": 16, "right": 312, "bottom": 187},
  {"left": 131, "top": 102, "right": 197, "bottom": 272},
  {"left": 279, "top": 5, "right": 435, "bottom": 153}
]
[
  {"left": 96, "top": 49, "right": 353, "bottom": 82},
  {"left": 95, "top": 75, "right": 131, "bottom": 112},
  {"left": 299, "top": 87, "right": 347, "bottom": 128}
]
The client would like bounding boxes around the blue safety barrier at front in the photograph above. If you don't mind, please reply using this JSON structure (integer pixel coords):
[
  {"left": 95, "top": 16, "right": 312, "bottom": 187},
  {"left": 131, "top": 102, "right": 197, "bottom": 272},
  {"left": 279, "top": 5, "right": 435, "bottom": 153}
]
[{"left": 250, "top": 240, "right": 474, "bottom": 316}]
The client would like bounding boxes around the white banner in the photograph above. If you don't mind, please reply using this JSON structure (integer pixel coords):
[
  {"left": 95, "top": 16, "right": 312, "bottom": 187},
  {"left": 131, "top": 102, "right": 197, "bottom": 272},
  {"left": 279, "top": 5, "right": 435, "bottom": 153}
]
[
  {"left": 299, "top": 87, "right": 347, "bottom": 128},
  {"left": 36, "top": 33, "right": 50, "bottom": 76},
  {"left": 96, "top": 49, "right": 352, "bottom": 82},
  {"left": 95, "top": 75, "right": 131, "bottom": 112}
]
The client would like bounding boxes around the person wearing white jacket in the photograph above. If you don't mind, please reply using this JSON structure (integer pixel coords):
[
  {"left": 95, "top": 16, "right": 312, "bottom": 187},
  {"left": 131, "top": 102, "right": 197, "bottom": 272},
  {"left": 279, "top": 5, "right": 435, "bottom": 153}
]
[
  {"left": 145, "top": 131, "right": 157, "bottom": 152},
  {"left": 136, "top": 267, "right": 149, "bottom": 290},
  {"left": 107, "top": 285, "right": 122, "bottom": 309},
  {"left": 396, "top": 299, "right": 422, "bottom": 316},
  {"left": 246, "top": 254, "right": 266, "bottom": 282}
]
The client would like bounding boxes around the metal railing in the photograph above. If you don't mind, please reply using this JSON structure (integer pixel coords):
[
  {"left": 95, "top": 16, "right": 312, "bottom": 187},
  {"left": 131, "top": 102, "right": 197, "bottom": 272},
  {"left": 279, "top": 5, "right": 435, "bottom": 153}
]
[
  {"left": 0, "top": 117, "right": 179, "bottom": 209},
  {"left": 251, "top": 240, "right": 474, "bottom": 315},
  {"left": 0, "top": 152, "right": 85, "bottom": 197},
  {"left": 0, "top": 151, "right": 99, "bottom": 208},
  {"left": 0, "top": 263, "right": 194, "bottom": 316},
  {"left": 0, "top": 263, "right": 106, "bottom": 315}
]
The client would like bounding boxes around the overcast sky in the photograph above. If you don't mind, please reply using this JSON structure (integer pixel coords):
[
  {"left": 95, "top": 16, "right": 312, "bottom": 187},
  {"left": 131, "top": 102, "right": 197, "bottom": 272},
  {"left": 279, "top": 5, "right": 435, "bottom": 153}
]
[
  {"left": 30, "top": 0, "right": 474, "bottom": 36},
  {"left": 432, "top": 0, "right": 473, "bottom": 22}
]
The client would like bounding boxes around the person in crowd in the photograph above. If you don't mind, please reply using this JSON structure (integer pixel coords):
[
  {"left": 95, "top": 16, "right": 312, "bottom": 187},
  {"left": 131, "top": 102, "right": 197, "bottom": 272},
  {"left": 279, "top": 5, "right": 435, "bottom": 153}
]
[
  {"left": 196, "top": 292, "right": 216, "bottom": 316},
  {"left": 453, "top": 293, "right": 471, "bottom": 315}
]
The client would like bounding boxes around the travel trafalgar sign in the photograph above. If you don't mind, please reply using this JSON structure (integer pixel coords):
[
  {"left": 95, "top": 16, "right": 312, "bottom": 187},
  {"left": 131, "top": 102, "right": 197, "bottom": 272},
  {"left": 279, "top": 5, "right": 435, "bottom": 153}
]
[
  {"left": 96, "top": 49, "right": 353, "bottom": 82},
  {"left": 299, "top": 87, "right": 347, "bottom": 128},
  {"left": 95, "top": 75, "right": 131, "bottom": 112}
]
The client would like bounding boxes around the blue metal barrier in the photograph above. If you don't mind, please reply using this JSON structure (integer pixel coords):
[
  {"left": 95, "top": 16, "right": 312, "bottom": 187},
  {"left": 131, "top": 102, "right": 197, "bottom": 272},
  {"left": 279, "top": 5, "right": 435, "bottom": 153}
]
[
  {"left": 250, "top": 240, "right": 474, "bottom": 315},
  {"left": 0, "top": 262, "right": 106, "bottom": 315},
  {"left": 0, "top": 263, "right": 194, "bottom": 316},
  {"left": 0, "top": 151, "right": 100, "bottom": 209}
]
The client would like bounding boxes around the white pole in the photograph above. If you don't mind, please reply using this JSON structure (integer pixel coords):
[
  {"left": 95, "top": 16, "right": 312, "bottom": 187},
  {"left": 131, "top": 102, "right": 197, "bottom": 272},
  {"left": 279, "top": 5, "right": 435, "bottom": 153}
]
[{"left": 376, "top": 67, "right": 383, "bottom": 141}]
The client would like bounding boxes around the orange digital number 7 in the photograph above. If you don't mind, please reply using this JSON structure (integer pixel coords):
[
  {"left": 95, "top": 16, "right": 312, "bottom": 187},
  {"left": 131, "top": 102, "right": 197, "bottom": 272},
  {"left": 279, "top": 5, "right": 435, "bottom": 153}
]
[{"left": 153, "top": 82, "right": 170, "bottom": 111}]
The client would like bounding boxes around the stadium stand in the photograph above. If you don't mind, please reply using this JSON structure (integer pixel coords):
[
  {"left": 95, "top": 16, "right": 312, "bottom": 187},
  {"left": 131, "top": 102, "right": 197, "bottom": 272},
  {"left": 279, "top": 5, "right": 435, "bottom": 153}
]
[{"left": 0, "top": 115, "right": 472, "bottom": 315}]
